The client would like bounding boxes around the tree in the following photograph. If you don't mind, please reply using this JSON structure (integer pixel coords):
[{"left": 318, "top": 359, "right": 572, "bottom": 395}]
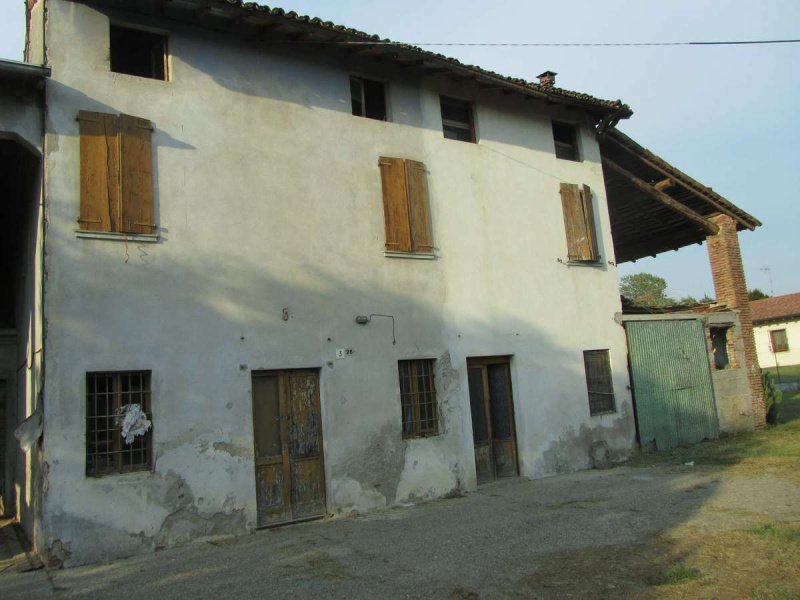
[
  {"left": 748, "top": 288, "right": 770, "bottom": 301},
  {"left": 620, "top": 273, "right": 672, "bottom": 307}
]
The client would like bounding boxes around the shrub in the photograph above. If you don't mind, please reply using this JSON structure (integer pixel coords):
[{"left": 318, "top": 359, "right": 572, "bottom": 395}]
[{"left": 762, "top": 371, "right": 783, "bottom": 424}]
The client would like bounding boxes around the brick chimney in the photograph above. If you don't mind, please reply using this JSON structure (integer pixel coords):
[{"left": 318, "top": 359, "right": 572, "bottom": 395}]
[
  {"left": 537, "top": 70, "right": 557, "bottom": 87},
  {"left": 706, "top": 213, "right": 766, "bottom": 427}
]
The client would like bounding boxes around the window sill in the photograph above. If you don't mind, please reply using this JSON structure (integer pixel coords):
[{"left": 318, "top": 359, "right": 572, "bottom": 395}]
[
  {"left": 558, "top": 258, "right": 603, "bottom": 267},
  {"left": 384, "top": 251, "right": 436, "bottom": 260},
  {"left": 76, "top": 230, "right": 158, "bottom": 243},
  {"left": 590, "top": 410, "right": 617, "bottom": 417}
]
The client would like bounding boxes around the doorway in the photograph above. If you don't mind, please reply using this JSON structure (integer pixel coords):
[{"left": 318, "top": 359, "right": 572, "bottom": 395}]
[
  {"left": 251, "top": 369, "right": 326, "bottom": 527},
  {"left": 467, "top": 357, "right": 518, "bottom": 484}
]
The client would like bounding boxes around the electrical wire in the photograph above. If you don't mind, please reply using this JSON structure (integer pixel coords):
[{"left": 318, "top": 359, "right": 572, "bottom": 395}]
[{"left": 323, "top": 38, "right": 800, "bottom": 47}]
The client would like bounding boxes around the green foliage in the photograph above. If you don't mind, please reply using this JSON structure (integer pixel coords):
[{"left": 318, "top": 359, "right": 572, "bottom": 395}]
[
  {"left": 749, "top": 288, "right": 771, "bottom": 301},
  {"left": 749, "top": 522, "right": 800, "bottom": 544},
  {"left": 619, "top": 273, "right": 714, "bottom": 307},
  {"left": 620, "top": 273, "right": 671, "bottom": 307},
  {"left": 647, "top": 564, "right": 703, "bottom": 586},
  {"left": 762, "top": 371, "right": 783, "bottom": 424}
]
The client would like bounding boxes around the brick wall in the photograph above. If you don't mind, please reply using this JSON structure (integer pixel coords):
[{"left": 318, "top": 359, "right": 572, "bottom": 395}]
[{"left": 706, "top": 214, "right": 766, "bottom": 427}]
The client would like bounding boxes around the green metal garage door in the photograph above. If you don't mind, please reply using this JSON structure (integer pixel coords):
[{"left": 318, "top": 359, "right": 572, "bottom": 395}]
[{"left": 626, "top": 319, "right": 719, "bottom": 451}]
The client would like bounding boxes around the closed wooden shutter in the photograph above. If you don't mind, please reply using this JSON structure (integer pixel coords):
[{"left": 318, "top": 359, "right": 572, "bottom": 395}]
[
  {"left": 120, "top": 115, "right": 154, "bottom": 234},
  {"left": 378, "top": 157, "right": 412, "bottom": 252},
  {"left": 405, "top": 160, "right": 433, "bottom": 253},
  {"left": 560, "top": 182, "right": 598, "bottom": 261},
  {"left": 78, "top": 111, "right": 119, "bottom": 231},
  {"left": 580, "top": 184, "right": 599, "bottom": 261}
]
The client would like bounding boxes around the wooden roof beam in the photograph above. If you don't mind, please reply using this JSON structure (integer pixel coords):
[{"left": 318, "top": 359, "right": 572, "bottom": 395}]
[
  {"left": 603, "top": 158, "right": 720, "bottom": 235},
  {"left": 605, "top": 135, "right": 746, "bottom": 227}
]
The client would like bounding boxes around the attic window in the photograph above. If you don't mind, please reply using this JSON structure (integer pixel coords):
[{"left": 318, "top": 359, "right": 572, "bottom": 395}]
[
  {"left": 440, "top": 97, "right": 476, "bottom": 143},
  {"left": 110, "top": 25, "right": 167, "bottom": 81},
  {"left": 552, "top": 121, "right": 580, "bottom": 161},
  {"left": 350, "top": 76, "right": 387, "bottom": 121}
]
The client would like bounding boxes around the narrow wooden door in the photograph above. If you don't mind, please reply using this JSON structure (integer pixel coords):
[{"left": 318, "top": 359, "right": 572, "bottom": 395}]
[
  {"left": 467, "top": 358, "right": 518, "bottom": 484},
  {"left": 252, "top": 370, "right": 326, "bottom": 527}
]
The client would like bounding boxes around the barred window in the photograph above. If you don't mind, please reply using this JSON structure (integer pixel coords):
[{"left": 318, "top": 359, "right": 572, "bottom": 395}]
[
  {"left": 398, "top": 359, "right": 438, "bottom": 438},
  {"left": 86, "top": 371, "right": 152, "bottom": 476},
  {"left": 583, "top": 350, "right": 616, "bottom": 416}
]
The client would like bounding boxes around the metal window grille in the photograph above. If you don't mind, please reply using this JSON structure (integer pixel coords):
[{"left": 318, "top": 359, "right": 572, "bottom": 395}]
[
  {"left": 398, "top": 359, "right": 438, "bottom": 438},
  {"left": 583, "top": 350, "right": 616, "bottom": 415},
  {"left": 86, "top": 370, "right": 152, "bottom": 476}
]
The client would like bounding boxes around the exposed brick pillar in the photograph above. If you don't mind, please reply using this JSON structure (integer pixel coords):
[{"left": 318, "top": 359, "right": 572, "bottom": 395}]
[{"left": 706, "top": 214, "right": 766, "bottom": 428}]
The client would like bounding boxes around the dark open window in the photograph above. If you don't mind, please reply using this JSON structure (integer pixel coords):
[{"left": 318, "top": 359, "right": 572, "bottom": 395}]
[
  {"left": 399, "top": 359, "right": 438, "bottom": 438},
  {"left": 710, "top": 326, "right": 733, "bottom": 369},
  {"left": 552, "top": 121, "right": 580, "bottom": 161},
  {"left": 583, "top": 350, "right": 616, "bottom": 415},
  {"left": 350, "top": 76, "right": 387, "bottom": 121},
  {"left": 770, "top": 329, "right": 789, "bottom": 353},
  {"left": 86, "top": 371, "right": 152, "bottom": 476},
  {"left": 110, "top": 25, "right": 167, "bottom": 80},
  {"left": 440, "top": 97, "right": 475, "bottom": 143}
]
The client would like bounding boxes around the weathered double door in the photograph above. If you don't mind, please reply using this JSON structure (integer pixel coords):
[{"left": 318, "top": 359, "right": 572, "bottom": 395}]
[
  {"left": 251, "top": 370, "right": 326, "bottom": 527},
  {"left": 467, "top": 357, "right": 519, "bottom": 484}
]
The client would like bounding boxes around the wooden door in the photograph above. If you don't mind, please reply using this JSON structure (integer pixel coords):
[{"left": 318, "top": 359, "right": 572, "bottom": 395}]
[
  {"left": 467, "top": 358, "right": 518, "bottom": 484},
  {"left": 252, "top": 370, "right": 326, "bottom": 527}
]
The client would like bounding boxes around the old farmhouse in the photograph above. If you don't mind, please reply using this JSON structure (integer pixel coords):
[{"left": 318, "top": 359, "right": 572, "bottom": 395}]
[{"left": 0, "top": 0, "right": 763, "bottom": 565}]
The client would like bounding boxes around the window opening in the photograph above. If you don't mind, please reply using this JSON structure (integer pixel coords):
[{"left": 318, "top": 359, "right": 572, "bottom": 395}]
[
  {"left": 350, "top": 76, "right": 387, "bottom": 121},
  {"left": 552, "top": 121, "right": 580, "bottom": 161},
  {"left": 710, "top": 326, "right": 732, "bottom": 369},
  {"left": 399, "top": 359, "right": 438, "bottom": 438},
  {"left": 110, "top": 24, "right": 167, "bottom": 80},
  {"left": 583, "top": 350, "right": 616, "bottom": 415},
  {"left": 86, "top": 370, "right": 152, "bottom": 476},
  {"left": 440, "top": 97, "right": 475, "bottom": 142},
  {"left": 770, "top": 329, "right": 789, "bottom": 353}
]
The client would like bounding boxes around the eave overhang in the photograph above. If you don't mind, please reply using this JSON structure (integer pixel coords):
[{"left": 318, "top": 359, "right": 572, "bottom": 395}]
[
  {"left": 601, "top": 128, "right": 760, "bottom": 264},
  {"left": 0, "top": 58, "right": 51, "bottom": 83},
  {"left": 65, "top": 0, "right": 633, "bottom": 122}
]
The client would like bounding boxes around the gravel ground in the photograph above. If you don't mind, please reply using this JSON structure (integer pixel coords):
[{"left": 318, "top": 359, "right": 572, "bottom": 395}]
[{"left": 3, "top": 463, "right": 799, "bottom": 599}]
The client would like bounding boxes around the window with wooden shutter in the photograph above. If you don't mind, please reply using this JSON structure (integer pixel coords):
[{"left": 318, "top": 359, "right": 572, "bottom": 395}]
[
  {"left": 378, "top": 157, "right": 433, "bottom": 254},
  {"left": 559, "top": 182, "right": 599, "bottom": 262},
  {"left": 78, "top": 111, "right": 155, "bottom": 234}
]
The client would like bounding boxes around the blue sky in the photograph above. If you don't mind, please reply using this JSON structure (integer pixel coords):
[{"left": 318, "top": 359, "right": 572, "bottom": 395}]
[{"left": 2, "top": 1, "right": 798, "bottom": 298}]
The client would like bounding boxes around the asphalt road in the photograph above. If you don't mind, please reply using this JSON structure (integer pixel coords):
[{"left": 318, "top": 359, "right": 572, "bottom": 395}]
[{"left": 3, "top": 464, "right": 798, "bottom": 599}]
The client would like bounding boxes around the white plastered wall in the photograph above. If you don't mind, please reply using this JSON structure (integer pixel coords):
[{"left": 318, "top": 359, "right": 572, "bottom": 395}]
[
  {"left": 40, "top": 0, "right": 635, "bottom": 564},
  {"left": 754, "top": 319, "right": 800, "bottom": 370}
]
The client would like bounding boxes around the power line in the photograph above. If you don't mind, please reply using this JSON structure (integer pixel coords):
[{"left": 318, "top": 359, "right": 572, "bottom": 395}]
[{"left": 332, "top": 38, "right": 800, "bottom": 48}]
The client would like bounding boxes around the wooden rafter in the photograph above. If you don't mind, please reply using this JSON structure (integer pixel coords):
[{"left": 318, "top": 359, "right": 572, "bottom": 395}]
[
  {"left": 605, "top": 134, "right": 747, "bottom": 227},
  {"left": 603, "top": 158, "right": 720, "bottom": 235}
]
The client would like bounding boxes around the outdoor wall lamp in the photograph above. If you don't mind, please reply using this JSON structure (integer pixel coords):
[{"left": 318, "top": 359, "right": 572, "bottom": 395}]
[{"left": 354, "top": 314, "right": 396, "bottom": 345}]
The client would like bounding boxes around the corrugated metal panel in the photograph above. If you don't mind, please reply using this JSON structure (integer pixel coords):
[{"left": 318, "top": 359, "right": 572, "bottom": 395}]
[{"left": 626, "top": 319, "right": 719, "bottom": 450}]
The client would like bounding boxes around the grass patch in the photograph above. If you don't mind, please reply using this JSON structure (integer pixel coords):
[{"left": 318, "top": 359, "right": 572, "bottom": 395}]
[
  {"left": 763, "top": 364, "right": 800, "bottom": 384},
  {"left": 749, "top": 523, "right": 800, "bottom": 545},
  {"left": 627, "top": 419, "right": 800, "bottom": 470},
  {"left": 647, "top": 563, "right": 703, "bottom": 586}
]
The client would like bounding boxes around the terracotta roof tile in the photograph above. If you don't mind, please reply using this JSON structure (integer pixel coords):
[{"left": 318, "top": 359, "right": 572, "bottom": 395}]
[
  {"left": 750, "top": 292, "right": 800, "bottom": 323},
  {"left": 220, "top": 1, "right": 632, "bottom": 116}
]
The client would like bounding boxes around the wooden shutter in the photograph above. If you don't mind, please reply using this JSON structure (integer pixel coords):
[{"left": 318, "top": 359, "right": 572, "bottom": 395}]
[
  {"left": 78, "top": 111, "right": 119, "bottom": 231},
  {"left": 378, "top": 157, "right": 412, "bottom": 252},
  {"left": 560, "top": 182, "right": 598, "bottom": 261},
  {"left": 405, "top": 160, "right": 433, "bottom": 253},
  {"left": 120, "top": 114, "right": 154, "bottom": 234}
]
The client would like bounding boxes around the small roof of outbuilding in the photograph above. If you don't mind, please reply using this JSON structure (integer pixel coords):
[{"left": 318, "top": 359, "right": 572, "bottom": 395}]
[{"left": 750, "top": 293, "right": 800, "bottom": 324}]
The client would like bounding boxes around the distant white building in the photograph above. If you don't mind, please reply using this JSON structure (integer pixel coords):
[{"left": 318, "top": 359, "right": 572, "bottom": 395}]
[{"left": 751, "top": 293, "right": 800, "bottom": 370}]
